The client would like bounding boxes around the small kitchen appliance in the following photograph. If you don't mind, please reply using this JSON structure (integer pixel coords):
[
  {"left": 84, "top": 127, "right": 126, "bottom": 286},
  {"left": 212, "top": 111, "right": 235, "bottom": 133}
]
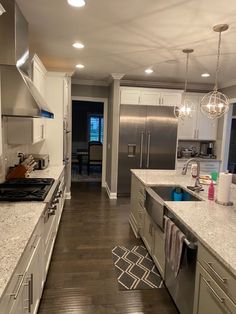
[{"left": 29, "top": 154, "right": 49, "bottom": 170}]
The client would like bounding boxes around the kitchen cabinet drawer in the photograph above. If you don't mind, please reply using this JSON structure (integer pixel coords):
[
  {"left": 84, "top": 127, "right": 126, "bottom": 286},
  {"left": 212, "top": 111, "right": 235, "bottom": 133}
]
[
  {"left": 194, "top": 262, "right": 236, "bottom": 314},
  {"left": 198, "top": 243, "right": 236, "bottom": 303},
  {"left": 7, "top": 117, "right": 46, "bottom": 145}
]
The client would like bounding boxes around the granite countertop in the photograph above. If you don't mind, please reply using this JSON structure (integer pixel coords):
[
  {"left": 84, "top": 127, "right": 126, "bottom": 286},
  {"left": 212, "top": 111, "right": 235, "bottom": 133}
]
[
  {"left": 131, "top": 169, "right": 236, "bottom": 277},
  {"left": 0, "top": 165, "right": 64, "bottom": 299}
]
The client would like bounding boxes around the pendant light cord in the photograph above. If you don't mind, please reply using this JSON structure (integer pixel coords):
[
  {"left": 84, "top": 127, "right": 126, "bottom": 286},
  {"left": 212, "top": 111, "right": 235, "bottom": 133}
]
[
  {"left": 214, "top": 31, "right": 222, "bottom": 91},
  {"left": 184, "top": 52, "right": 190, "bottom": 93}
]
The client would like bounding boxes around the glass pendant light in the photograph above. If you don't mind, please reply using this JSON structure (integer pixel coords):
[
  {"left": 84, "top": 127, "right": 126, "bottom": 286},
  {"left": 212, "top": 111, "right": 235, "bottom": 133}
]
[
  {"left": 174, "top": 49, "right": 195, "bottom": 120},
  {"left": 200, "top": 24, "right": 229, "bottom": 119}
]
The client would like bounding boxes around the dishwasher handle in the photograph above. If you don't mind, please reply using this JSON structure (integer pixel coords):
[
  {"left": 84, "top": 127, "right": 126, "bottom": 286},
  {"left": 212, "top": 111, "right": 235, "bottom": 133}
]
[{"left": 164, "top": 215, "right": 198, "bottom": 250}]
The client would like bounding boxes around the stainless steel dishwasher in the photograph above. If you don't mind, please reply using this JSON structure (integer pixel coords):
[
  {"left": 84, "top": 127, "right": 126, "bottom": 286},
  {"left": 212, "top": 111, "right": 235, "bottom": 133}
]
[
  {"left": 164, "top": 207, "right": 198, "bottom": 314},
  {"left": 145, "top": 185, "right": 199, "bottom": 314}
]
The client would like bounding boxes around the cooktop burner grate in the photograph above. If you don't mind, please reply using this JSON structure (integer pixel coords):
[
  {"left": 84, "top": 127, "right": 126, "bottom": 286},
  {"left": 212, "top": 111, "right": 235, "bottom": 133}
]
[{"left": 0, "top": 178, "right": 55, "bottom": 201}]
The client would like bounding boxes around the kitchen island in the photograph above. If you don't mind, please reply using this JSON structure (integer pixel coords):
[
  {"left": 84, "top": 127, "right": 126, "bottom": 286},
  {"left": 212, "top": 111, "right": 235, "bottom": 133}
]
[
  {"left": 0, "top": 165, "right": 65, "bottom": 314},
  {"left": 130, "top": 169, "right": 236, "bottom": 314}
]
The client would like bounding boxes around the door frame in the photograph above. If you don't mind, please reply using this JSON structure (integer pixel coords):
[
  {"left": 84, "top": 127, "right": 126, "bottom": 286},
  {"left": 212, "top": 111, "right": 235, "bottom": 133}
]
[
  {"left": 220, "top": 98, "right": 236, "bottom": 171},
  {"left": 71, "top": 96, "right": 108, "bottom": 187}
]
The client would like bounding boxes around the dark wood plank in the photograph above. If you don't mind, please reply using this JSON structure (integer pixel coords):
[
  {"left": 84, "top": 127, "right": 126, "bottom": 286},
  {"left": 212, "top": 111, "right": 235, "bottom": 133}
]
[{"left": 38, "top": 182, "right": 178, "bottom": 314}]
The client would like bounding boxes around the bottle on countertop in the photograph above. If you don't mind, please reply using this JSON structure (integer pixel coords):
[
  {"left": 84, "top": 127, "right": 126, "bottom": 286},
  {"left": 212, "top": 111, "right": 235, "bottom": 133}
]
[{"left": 208, "top": 180, "right": 215, "bottom": 201}]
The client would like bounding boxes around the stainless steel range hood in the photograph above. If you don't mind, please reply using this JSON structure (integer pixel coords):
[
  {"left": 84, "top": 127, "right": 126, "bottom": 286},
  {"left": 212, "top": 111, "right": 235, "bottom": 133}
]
[{"left": 0, "top": 0, "right": 54, "bottom": 118}]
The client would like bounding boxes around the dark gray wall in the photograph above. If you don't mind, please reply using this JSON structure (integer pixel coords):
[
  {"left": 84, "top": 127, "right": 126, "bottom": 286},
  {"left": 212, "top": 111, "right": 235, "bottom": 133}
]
[
  {"left": 72, "top": 84, "right": 109, "bottom": 98},
  {"left": 72, "top": 101, "right": 103, "bottom": 143}
]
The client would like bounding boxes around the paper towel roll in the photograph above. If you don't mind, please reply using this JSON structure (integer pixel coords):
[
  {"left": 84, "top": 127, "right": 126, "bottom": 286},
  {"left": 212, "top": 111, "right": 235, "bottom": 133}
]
[{"left": 217, "top": 172, "right": 232, "bottom": 203}]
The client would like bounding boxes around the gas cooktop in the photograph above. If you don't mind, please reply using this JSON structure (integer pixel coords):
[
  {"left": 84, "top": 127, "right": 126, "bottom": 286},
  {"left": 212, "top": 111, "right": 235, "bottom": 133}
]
[{"left": 0, "top": 178, "right": 55, "bottom": 201}]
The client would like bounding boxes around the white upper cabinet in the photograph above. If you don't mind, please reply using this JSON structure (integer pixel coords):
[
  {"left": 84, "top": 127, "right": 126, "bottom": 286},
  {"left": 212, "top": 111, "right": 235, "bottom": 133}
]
[
  {"left": 162, "top": 91, "right": 182, "bottom": 106},
  {"left": 120, "top": 87, "right": 183, "bottom": 106},
  {"left": 178, "top": 93, "right": 218, "bottom": 141},
  {"left": 120, "top": 88, "right": 141, "bottom": 104},
  {"left": 140, "top": 89, "right": 161, "bottom": 105},
  {"left": 31, "top": 54, "right": 47, "bottom": 98},
  {"left": 7, "top": 117, "right": 46, "bottom": 145}
]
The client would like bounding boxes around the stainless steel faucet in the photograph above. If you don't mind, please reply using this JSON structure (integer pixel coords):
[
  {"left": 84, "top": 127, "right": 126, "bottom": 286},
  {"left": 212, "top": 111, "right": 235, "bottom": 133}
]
[{"left": 182, "top": 158, "right": 202, "bottom": 192}]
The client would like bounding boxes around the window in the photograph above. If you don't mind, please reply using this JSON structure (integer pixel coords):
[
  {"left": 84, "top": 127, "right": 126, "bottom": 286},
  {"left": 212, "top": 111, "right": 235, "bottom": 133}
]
[{"left": 89, "top": 115, "right": 104, "bottom": 143}]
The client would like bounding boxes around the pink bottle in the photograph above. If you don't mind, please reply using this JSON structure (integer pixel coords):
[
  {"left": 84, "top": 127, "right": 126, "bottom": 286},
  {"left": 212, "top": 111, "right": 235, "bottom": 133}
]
[{"left": 208, "top": 180, "right": 215, "bottom": 200}]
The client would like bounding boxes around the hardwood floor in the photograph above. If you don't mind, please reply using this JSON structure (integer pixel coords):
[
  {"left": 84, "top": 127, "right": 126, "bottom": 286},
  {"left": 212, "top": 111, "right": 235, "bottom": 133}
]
[{"left": 38, "top": 182, "right": 178, "bottom": 314}]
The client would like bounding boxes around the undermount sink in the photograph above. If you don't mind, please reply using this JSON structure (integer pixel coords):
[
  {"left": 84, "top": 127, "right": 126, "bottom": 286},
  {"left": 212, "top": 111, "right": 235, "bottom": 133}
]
[{"left": 150, "top": 185, "right": 203, "bottom": 202}]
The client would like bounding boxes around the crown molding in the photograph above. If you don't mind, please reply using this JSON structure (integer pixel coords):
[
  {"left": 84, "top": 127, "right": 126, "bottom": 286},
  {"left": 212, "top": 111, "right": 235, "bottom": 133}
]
[
  {"left": 72, "top": 79, "right": 109, "bottom": 86},
  {"left": 110, "top": 73, "right": 125, "bottom": 80},
  {"left": 120, "top": 79, "right": 213, "bottom": 92},
  {"left": 220, "top": 80, "right": 236, "bottom": 89}
]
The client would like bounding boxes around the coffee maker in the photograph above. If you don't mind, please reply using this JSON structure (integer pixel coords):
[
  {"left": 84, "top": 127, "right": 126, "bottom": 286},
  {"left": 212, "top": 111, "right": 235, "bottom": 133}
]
[{"left": 200, "top": 142, "right": 214, "bottom": 157}]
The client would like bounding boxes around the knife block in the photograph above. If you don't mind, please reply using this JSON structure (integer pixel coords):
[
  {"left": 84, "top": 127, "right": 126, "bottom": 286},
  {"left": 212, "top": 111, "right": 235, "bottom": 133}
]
[{"left": 6, "top": 164, "right": 28, "bottom": 179}]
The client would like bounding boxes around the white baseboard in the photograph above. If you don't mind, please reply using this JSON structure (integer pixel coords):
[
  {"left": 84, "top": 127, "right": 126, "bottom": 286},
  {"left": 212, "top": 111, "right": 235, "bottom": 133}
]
[
  {"left": 105, "top": 182, "right": 117, "bottom": 199},
  {"left": 65, "top": 192, "right": 71, "bottom": 199}
]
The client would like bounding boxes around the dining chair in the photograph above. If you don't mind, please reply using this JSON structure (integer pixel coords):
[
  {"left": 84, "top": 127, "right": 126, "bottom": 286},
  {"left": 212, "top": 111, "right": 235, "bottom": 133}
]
[{"left": 87, "top": 141, "right": 102, "bottom": 175}]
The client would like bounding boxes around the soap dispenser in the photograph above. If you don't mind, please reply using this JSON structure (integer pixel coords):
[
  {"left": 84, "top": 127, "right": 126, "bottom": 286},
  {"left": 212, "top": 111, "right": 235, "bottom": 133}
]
[{"left": 208, "top": 180, "right": 215, "bottom": 200}]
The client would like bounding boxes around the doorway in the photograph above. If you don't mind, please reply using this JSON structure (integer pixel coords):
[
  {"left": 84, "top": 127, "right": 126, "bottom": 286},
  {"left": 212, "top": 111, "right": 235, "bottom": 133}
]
[
  {"left": 71, "top": 97, "right": 107, "bottom": 186},
  {"left": 228, "top": 105, "right": 236, "bottom": 173}
]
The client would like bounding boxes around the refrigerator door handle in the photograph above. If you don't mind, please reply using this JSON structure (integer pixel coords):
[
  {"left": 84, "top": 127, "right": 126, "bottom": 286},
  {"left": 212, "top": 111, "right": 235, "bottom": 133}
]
[
  {"left": 146, "top": 132, "right": 151, "bottom": 168},
  {"left": 140, "top": 132, "right": 144, "bottom": 168}
]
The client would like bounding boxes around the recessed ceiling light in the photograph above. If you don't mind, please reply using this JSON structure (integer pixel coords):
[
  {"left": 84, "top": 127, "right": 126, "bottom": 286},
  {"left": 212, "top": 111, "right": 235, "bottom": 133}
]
[
  {"left": 67, "top": 0, "right": 85, "bottom": 7},
  {"left": 73, "top": 42, "right": 84, "bottom": 49},
  {"left": 145, "top": 68, "right": 153, "bottom": 74},
  {"left": 76, "top": 64, "right": 85, "bottom": 69},
  {"left": 201, "top": 73, "right": 210, "bottom": 77}
]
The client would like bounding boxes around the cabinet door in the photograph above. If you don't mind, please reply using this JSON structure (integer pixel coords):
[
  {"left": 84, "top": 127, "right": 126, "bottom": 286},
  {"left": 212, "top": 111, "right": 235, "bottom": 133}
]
[
  {"left": 153, "top": 224, "right": 165, "bottom": 278},
  {"left": 33, "top": 119, "right": 45, "bottom": 143},
  {"left": 8, "top": 286, "right": 24, "bottom": 314},
  {"left": 142, "top": 212, "right": 154, "bottom": 254},
  {"left": 120, "top": 88, "right": 141, "bottom": 104},
  {"left": 178, "top": 94, "right": 198, "bottom": 140},
  {"left": 32, "top": 57, "right": 46, "bottom": 98},
  {"left": 140, "top": 90, "right": 160, "bottom": 105},
  {"left": 26, "top": 236, "right": 43, "bottom": 314},
  {"left": 162, "top": 91, "right": 182, "bottom": 106},
  {"left": 196, "top": 99, "right": 218, "bottom": 140},
  {"left": 194, "top": 262, "right": 236, "bottom": 314}
]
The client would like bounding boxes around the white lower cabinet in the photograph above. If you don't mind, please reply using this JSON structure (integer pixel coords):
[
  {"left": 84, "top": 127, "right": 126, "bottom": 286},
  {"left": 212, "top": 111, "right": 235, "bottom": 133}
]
[
  {"left": 0, "top": 174, "right": 66, "bottom": 314},
  {"left": 129, "top": 174, "right": 146, "bottom": 237},
  {"left": 194, "top": 262, "right": 236, "bottom": 314},
  {"left": 152, "top": 223, "right": 165, "bottom": 278},
  {"left": 142, "top": 211, "right": 154, "bottom": 254}
]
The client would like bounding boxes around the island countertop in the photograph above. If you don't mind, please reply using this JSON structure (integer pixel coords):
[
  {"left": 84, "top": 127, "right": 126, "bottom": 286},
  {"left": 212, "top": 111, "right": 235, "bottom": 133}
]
[
  {"left": 131, "top": 169, "right": 236, "bottom": 277},
  {"left": 0, "top": 165, "right": 64, "bottom": 299}
]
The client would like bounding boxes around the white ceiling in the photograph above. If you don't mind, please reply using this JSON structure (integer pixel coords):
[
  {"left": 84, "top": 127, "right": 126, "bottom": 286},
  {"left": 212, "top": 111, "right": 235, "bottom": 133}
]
[{"left": 16, "top": 0, "right": 236, "bottom": 86}]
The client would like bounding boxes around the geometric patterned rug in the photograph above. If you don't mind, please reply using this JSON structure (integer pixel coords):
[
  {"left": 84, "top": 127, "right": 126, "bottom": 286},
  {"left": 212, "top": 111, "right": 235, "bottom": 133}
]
[{"left": 112, "top": 245, "right": 164, "bottom": 290}]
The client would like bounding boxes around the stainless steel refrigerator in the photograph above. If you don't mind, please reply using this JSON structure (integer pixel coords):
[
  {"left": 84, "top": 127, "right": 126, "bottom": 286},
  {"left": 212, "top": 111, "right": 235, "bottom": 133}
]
[{"left": 118, "top": 105, "right": 178, "bottom": 195}]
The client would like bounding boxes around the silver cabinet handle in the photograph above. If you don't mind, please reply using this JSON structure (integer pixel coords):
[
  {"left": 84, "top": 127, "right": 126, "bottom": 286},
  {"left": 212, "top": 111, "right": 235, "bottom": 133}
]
[
  {"left": 30, "top": 274, "right": 33, "bottom": 306},
  {"left": 203, "top": 278, "right": 225, "bottom": 304},
  {"left": 146, "top": 133, "right": 151, "bottom": 168},
  {"left": 206, "top": 262, "right": 227, "bottom": 283},
  {"left": 140, "top": 132, "right": 144, "bottom": 168},
  {"left": 23, "top": 276, "right": 31, "bottom": 313},
  {"left": 10, "top": 273, "right": 26, "bottom": 299}
]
